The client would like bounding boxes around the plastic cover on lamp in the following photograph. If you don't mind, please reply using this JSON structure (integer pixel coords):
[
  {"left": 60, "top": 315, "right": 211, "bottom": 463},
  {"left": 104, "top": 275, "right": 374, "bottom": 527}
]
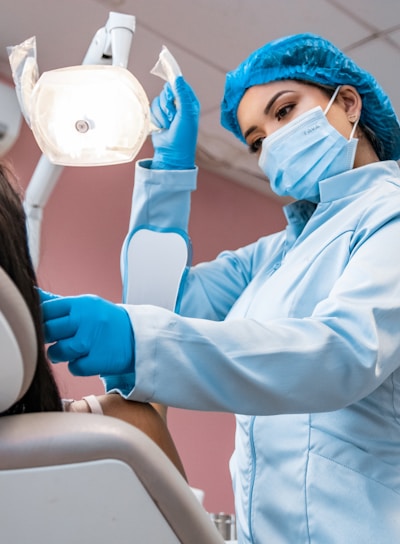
[{"left": 30, "top": 65, "right": 151, "bottom": 167}]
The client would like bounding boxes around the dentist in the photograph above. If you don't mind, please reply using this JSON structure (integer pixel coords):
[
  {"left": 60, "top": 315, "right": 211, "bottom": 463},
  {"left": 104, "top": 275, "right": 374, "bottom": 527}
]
[{"left": 41, "top": 34, "right": 400, "bottom": 543}]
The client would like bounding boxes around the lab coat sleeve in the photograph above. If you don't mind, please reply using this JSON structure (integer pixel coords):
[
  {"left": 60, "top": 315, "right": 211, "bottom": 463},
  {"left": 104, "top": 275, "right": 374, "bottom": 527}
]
[
  {"left": 129, "top": 159, "right": 197, "bottom": 229},
  {"left": 120, "top": 159, "right": 197, "bottom": 278},
  {"left": 120, "top": 160, "right": 198, "bottom": 310},
  {"left": 105, "top": 215, "right": 400, "bottom": 415}
]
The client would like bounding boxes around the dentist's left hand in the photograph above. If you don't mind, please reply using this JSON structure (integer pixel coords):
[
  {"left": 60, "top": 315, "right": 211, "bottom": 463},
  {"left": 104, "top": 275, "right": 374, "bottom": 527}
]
[
  {"left": 39, "top": 289, "right": 135, "bottom": 377},
  {"left": 151, "top": 76, "right": 200, "bottom": 170}
]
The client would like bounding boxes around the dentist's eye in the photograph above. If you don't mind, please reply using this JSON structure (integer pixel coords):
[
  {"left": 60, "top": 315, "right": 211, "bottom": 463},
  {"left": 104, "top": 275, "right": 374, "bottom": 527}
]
[
  {"left": 276, "top": 104, "right": 294, "bottom": 121},
  {"left": 249, "top": 138, "right": 264, "bottom": 154}
]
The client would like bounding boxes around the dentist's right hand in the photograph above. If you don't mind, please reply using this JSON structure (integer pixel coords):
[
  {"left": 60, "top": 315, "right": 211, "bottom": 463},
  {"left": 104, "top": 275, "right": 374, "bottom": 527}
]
[
  {"left": 150, "top": 75, "right": 200, "bottom": 170},
  {"left": 39, "top": 289, "right": 135, "bottom": 378}
]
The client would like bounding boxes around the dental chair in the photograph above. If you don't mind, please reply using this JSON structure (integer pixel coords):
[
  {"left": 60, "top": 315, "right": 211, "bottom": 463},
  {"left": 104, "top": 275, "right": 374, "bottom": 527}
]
[{"left": 0, "top": 268, "right": 224, "bottom": 544}]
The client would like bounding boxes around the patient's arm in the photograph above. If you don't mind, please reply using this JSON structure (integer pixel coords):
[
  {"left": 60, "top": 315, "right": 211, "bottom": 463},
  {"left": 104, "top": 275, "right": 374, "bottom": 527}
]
[
  {"left": 68, "top": 394, "right": 186, "bottom": 480},
  {"left": 151, "top": 402, "right": 168, "bottom": 422}
]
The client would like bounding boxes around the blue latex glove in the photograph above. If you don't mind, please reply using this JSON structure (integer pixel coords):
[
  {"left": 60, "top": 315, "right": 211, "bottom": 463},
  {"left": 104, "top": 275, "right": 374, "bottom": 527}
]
[
  {"left": 39, "top": 289, "right": 135, "bottom": 378},
  {"left": 150, "top": 75, "right": 200, "bottom": 170}
]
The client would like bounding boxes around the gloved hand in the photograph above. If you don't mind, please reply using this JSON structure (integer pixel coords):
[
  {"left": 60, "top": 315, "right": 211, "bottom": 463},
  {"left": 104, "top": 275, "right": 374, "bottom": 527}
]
[
  {"left": 150, "top": 75, "right": 200, "bottom": 170},
  {"left": 39, "top": 289, "right": 135, "bottom": 378}
]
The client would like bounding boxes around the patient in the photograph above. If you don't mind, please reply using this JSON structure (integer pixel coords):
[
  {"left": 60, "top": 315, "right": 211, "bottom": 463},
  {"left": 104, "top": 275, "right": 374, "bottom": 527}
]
[{"left": 0, "top": 161, "right": 186, "bottom": 478}]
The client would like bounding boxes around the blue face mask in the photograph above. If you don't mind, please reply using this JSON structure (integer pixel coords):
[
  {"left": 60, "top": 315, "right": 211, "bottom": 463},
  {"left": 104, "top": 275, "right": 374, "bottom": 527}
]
[{"left": 258, "top": 87, "right": 359, "bottom": 202}]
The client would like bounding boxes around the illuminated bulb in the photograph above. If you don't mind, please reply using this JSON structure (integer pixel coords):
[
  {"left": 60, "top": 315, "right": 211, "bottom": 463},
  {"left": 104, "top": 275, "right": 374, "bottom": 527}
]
[{"left": 29, "top": 65, "right": 151, "bottom": 166}]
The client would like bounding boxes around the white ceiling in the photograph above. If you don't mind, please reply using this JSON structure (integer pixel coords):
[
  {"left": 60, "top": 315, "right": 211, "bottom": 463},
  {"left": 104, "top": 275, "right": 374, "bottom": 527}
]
[{"left": 1, "top": 0, "right": 400, "bottom": 198}]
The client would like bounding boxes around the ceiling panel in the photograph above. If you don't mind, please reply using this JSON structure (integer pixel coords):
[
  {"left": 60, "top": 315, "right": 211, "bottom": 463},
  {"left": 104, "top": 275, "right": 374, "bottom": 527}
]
[
  {"left": 389, "top": 27, "right": 400, "bottom": 47},
  {"left": 327, "top": 0, "right": 400, "bottom": 31},
  {"left": 346, "top": 38, "right": 400, "bottom": 116},
  {"left": 119, "top": 0, "right": 372, "bottom": 69}
]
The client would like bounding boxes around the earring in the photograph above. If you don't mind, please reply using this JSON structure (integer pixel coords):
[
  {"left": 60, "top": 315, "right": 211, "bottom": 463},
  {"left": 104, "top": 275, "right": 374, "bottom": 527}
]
[{"left": 348, "top": 113, "right": 358, "bottom": 123}]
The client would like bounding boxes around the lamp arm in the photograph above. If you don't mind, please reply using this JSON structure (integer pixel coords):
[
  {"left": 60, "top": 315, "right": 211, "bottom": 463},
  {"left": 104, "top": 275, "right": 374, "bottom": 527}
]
[
  {"left": 24, "top": 11, "right": 135, "bottom": 270},
  {"left": 82, "top": 12, "right": 135, "bottom": 68},
  {"left": 24, "top": 155, "right": 63, "bottom": 270}
]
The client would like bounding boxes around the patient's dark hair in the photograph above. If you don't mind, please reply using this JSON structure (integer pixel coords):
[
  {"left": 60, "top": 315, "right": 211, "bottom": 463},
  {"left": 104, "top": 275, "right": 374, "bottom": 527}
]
[{"left": 0, "top": 162, "right": 62, "bottom": 415}]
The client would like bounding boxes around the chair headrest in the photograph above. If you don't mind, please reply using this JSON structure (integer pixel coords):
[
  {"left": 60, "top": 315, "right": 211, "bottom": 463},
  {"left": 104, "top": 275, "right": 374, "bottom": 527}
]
[{"left": 0, "top": 268, "right": 37, "bottom": 412}]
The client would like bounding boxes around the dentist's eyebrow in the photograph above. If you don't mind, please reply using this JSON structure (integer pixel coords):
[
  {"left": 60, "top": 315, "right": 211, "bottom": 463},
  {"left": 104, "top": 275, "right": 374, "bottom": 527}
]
[{"left": 243, "top": 90, "right": 293, "bottom": 140}]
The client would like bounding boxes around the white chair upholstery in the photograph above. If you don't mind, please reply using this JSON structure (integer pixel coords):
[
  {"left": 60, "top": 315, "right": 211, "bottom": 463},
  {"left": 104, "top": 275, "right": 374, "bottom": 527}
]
[{"left": 0, "top": 269, "right": 224, "bottom": 544}]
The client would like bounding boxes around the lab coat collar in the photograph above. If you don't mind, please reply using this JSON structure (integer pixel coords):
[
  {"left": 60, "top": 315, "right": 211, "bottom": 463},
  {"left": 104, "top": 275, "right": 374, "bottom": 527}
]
[
  {"left": 282, "top": 161, "right": 400, "bottom": 245},
  {"left": 318, "top": 160, "right": 400, "bottom": 203}
]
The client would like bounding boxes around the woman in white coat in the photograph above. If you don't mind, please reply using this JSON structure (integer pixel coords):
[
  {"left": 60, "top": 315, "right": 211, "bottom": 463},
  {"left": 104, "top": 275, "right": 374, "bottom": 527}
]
[{"left": 41, "top": 33, "right": 400, "bottom": 543}]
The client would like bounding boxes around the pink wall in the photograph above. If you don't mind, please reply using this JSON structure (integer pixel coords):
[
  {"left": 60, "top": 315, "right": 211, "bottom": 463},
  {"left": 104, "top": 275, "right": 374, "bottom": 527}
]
[{"left": 6, "top": 120, "right": 286, "bottom": 514}]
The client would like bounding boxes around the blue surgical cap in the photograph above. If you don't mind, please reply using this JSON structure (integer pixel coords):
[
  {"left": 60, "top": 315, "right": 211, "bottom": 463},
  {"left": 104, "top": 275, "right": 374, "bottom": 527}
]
[{"left": 221, "top": 33, "right": 400, "bottom": 161}]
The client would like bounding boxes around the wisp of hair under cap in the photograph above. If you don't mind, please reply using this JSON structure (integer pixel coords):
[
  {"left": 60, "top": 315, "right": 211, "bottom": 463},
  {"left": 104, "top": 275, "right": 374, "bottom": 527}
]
[{"left": 220, "top": 33, "right": 400, "bottom": 161}]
